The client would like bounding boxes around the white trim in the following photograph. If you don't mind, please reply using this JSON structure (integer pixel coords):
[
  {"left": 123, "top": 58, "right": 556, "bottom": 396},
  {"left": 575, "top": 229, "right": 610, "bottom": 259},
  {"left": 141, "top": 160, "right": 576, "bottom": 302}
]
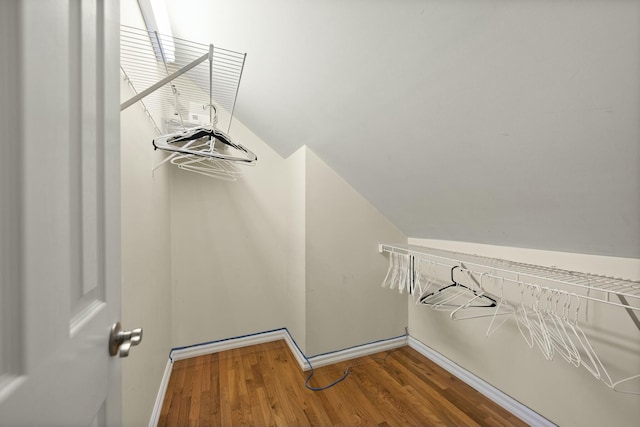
[
  {"left": 148, "top": 358, "right": 173, "bottom": 427},
  {"left": 170, "top": 329, "right": 289, "bottom": 361},
  {"left": 168, "top": 329, "right": 407, "bottom": 372},
  {"left": 280, "top": 330, "right": 309, "bottom": 370},
  {"left": 305, "top": 336, "right": 407, "bottom": 371},
  {"left": 407, "top": 336, "right": 556, "bottom": 427}
]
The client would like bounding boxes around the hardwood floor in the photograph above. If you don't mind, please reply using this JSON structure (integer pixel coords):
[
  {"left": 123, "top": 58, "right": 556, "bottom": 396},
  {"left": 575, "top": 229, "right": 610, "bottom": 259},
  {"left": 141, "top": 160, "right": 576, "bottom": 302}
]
[{"left": 158, "top": 340, "right": 526, "bottom": 426}]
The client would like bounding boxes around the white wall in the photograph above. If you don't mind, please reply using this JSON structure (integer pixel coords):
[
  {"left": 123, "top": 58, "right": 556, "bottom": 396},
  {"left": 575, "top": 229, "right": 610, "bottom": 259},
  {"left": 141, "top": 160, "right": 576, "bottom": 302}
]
[
  {"left": 164, "top": 0, "right": 640, "bottom": 259},
  {"left": 285, "top": 147, "right": 307, "bottom": 350},
  {"left": 168, "top": 131, "right": 408, "bottom": 356},
  {"left": 120, "top": 2, "right": 173, "bottom": 427},
  {"left": 120, "top": 79, "right": 174, "bottom": 427},
  {"left": 305, "top": 149, "right": 407, "bottom": 356},
  {"left": 407, "top": 238, "right": 640, "bottom": 427},
  {"left": 169, "top": 119, "right": 294, "bottom": 347}
]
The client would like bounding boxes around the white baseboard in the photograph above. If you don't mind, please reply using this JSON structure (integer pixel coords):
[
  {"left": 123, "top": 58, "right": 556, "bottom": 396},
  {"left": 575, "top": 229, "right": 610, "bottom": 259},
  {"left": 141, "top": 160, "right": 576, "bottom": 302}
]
[
  {"left": 304, "top": 336, "right": 407, "bottom": 371},
  {"left": 170, "top": 329, "right": 290, "bottom": 361},
  {"left": 280, "top": 330, "right": 309, "bottom": 370},
  {"left": 407, "top": 336, "right": 556, "bottom": 427},
  {"left": 169, "top": 327, "right": 407, "bottom": 371},
  {"left": 148, "top": 358, "right": 173, "bottom": 427}
]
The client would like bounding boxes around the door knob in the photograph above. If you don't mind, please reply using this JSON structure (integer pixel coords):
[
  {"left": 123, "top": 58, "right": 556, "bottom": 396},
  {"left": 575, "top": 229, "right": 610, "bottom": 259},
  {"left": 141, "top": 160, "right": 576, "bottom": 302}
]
[{"left": 109, "top": 322, "right": 143, "bottom": 357}]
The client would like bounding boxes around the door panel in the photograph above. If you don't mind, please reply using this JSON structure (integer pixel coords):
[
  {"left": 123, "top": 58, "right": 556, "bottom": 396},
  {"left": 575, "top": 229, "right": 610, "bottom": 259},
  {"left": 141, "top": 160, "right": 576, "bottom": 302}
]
[
  {"left": 0, "top": 0, "right": 23, "bottom": 390},
  {"left": 70, "top": 0, "right": 106, "bottom": 324},
  {"left": 0, "top": 0, "right": 121, "bottom": 426}
]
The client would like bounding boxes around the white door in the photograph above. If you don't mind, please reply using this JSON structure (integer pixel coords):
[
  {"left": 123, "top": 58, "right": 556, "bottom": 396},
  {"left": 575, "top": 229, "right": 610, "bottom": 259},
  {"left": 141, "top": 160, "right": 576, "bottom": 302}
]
[{"left": 0, "top": 1, "right": 125, "bottom": 426}]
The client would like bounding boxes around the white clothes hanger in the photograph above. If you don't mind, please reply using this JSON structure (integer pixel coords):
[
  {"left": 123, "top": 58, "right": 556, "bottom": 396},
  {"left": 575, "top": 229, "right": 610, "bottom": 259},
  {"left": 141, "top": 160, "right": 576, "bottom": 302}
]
[
  {"left": 563, "top": 293, "right": 610, "bottom": 382},
  {"left": 449, "top": 284, "right": 486, "bottom": 318},
  {"left": 397, "top": 253, "right": 408, "bottom": 294},
  {"left": 485, "top": 277, "right": 518, "bottom": 336},
  {"left": 542, "top": 289, "right": 580, "bottom": 366},
  {"left": 415, "top": 261, "right": 440, "bottom": 305},
  {"left": 153, "top": 124, "right": 257, "bottom": 164},
  {"left": 529, "top": 285, "right": 554, "bottom": 360},
  {"left": 450, "top": 272, "right": 517, "bottom": 321},
  {"left": 559, "top": 293, "right": 640, "bottom": 394},
  {"left": 152, "top": 104, "right": 257, "bottom": 181},
  {"left": 555, "top": 291, "right": 581, "bottom": 367},
  {"left": 388, "top": 253, "right": 409, "bottom": 291},
  {"left": 381, "top": 252, "right": 396, "bottom": 289},
  {"left": 450, "top": 272, "right": 494, "bottom": 320},
  {"left": 611, "top": 374, "right": 640, "bottom": 395},
  {"left": 420, "top": 266, "right": 497, "bottom": 311},
  {"left": 409, "top": 256, "right": 421, "bottom": 298},
  {"left": 420, "top": 267, "right": 472, "bottom": 310},
  {"left": 515, "top": 283, "right": 543, "bottom": 351},
  {"left": 170, "top": 155, "right": 244, "bottom": 181},
  {"left": 388, "top": 253, "right": 400, "bottom": 290}
]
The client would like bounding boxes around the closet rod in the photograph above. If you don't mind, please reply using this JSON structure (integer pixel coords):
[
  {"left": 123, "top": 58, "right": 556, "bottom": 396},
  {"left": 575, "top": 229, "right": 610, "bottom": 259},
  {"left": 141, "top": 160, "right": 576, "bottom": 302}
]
[{"left": 120, "top": 50, "right": 210, "bottom": 111}]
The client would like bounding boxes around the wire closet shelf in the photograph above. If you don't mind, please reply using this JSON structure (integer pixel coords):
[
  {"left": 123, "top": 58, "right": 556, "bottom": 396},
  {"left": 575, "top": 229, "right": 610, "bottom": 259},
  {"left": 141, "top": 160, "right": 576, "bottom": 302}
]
[
  {"left": 120, "top": 25, "right": 245, "bottom": 133},
  {"left": 120, "top": 25, "right": 254, "bottom": 180},
  {"left": 378, "top": 243, "right": 640, "bottom": 313}
]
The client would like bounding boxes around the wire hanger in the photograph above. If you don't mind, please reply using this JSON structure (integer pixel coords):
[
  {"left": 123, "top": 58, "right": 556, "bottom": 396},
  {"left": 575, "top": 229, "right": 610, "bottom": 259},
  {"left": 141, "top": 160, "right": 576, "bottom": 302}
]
[
  {"left": 414, "top": 260, "right": 441, "bottom": 305},
  {"left": 565, "top": 293, "right": 611, "bottom": 383},
  {"left": 485, "top": 277, "right": 518, "bottom": 336},
  {"left": 152, "top": 103, "right": 257, "bottom": 180},
  {"left": 515, "top": 283, "right": 553, "bottom": 359},
  {"left": 378, "top": 244, "right": 640, "bottom": 394},
  {"left": 153, "top": 123, "right": 257, "bottom": 164},
  {"left": 381, "top": 252, "right": 396, "bottom": 289},
  {"left": 419, "top": 266, "right": 497, "bottom": 309},
  {"left": 450, "top": 272, "right": 512, "bottom": 321},
  {"left": 541, "top": 289, "right": 580, "bottom": 366}
]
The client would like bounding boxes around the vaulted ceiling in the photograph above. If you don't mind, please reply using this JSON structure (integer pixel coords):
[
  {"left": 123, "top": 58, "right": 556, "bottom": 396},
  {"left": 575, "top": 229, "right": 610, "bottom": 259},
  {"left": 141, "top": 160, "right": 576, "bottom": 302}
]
[{"left": 164, "top": 0, "right": 640, "bottom": 258}]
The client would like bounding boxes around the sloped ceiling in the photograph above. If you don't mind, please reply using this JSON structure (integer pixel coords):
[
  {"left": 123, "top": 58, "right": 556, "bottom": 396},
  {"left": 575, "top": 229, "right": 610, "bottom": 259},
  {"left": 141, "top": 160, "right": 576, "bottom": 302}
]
[{"left": 164, "top": 0, "right": 640, "bottom": 258}]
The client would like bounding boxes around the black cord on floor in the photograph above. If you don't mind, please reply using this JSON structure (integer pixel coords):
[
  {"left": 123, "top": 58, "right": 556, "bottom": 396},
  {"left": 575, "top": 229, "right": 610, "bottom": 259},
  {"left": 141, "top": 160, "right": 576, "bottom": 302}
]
[{"left": 303, "top": 348, "right": 400, "bottom": 391}]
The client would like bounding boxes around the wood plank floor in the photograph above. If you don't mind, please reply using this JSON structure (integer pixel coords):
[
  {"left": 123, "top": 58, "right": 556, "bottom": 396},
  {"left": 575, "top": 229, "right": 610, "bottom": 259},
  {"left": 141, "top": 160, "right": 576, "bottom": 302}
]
[{"left": 158, "top": 340, "right": 526, "bottom": 427}]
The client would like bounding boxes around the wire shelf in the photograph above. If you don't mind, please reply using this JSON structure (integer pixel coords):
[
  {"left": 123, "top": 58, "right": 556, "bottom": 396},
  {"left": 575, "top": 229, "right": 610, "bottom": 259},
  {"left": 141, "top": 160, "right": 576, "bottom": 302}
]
[
  {"left": 379, "top": 243, "right": 640, "bottom": 312},
  {"left": 120, "top": 25, "right": 246, "bottom": 134}
]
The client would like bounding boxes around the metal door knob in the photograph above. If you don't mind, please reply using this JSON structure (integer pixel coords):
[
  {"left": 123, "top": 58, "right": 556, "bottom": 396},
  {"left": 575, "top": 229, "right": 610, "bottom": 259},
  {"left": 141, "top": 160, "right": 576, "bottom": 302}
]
[{"left": 109, "top": 322, "right": 143, "bottom": 357}]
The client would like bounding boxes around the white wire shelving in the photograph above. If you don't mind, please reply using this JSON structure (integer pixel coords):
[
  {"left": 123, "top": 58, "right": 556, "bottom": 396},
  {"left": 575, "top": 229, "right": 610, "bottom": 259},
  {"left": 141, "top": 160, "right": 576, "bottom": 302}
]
[
  {"left": 380, "top": 243, "right": 640, "bottom": 394},
  {"left": 120, "top": 25, "right": 246, "bottom": 134},
  {"left": 379, "top": 243, "right": 640, "bottom": 314},
  {"left": 119, "top": 25, "right": 255, "bottom": 180}
]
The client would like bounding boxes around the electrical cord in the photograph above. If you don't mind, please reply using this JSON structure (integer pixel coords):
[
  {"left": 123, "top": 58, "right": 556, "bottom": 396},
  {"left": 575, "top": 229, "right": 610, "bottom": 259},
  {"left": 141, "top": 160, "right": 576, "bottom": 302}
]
[{"left": 303, "top": 348, "right": 400, "bottom": 391}]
